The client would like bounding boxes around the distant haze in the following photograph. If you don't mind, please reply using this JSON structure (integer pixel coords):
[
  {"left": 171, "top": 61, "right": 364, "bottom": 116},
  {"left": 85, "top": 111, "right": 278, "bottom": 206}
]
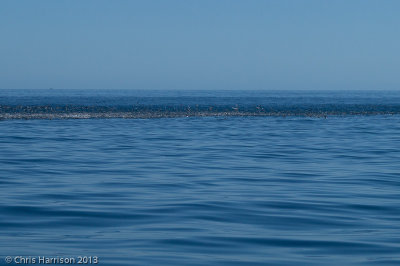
[{"left": 1, "top": 0, "right": 399, "bottom": 90}]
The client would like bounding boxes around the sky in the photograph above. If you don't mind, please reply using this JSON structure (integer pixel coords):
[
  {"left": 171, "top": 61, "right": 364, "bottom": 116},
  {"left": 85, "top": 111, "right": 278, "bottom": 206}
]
[{"left": 0, "top": 0, "right": 399, "bottom": 90}]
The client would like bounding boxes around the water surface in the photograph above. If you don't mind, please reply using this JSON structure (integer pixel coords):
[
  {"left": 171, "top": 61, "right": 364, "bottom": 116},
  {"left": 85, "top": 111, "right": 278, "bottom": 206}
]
[{"left": 1, "top": 90, "right": 400, "bottom": 265}]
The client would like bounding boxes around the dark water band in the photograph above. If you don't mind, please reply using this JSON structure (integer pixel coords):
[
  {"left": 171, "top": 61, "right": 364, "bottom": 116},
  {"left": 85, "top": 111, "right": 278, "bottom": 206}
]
[{"left": 1, "top": 104, "right": 400, "bottom": 119}]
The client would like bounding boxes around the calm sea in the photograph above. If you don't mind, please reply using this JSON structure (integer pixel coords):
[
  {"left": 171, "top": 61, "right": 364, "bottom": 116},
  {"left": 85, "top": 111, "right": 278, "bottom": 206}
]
[{"left": 1, "top": 90, "right": 400, "bottom": 265}]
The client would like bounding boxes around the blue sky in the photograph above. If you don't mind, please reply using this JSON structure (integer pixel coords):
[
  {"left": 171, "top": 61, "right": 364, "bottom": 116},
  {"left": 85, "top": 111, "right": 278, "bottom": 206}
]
[{"left": 1, "top": 0, "right": 399, "bottom": 90}]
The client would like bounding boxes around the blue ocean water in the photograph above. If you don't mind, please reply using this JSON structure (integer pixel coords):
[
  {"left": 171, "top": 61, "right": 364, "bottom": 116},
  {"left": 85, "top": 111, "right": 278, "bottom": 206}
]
[{"left": 1, "top": 90, "right": 400, "bottom": 265}]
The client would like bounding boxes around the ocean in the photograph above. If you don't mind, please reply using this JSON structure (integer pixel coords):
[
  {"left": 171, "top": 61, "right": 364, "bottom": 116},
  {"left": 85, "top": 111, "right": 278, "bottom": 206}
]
[{"left": 1, "top": 90, "right": 400, "bottom": 265}]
